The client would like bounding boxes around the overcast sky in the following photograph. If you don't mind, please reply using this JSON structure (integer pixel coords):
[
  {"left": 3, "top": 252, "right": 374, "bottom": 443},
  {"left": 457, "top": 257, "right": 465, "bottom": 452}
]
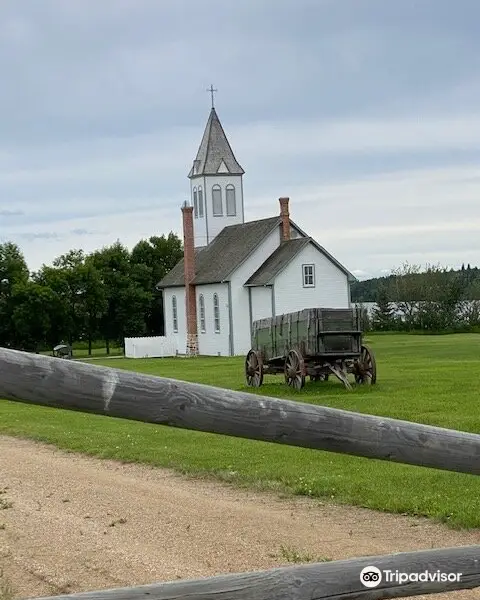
[{"left": 1, "top": 0, "right": 479, "bottom": 280}]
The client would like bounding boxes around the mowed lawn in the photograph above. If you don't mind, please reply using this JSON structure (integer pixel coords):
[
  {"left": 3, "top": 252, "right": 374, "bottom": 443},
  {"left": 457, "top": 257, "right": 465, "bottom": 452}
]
[
  {"left": 41, "top": 345, "right": 124, "bottom": 359},
  {"left": 1, "top": 334, "right": 479, "bottom": 529}
]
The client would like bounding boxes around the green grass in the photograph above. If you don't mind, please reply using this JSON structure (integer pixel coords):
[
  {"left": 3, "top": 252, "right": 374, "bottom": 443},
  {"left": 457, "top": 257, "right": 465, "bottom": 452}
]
[
  {"left": 72, "top": 346, "right": 123, "bottom": 359},
  {"left": 1, "top": 334, "right": 479, "bottom": 529},
  {"left": 270, "top": 545, "right": 333, "bottom": 564},
  {"left": 70, "top": 340, "right": 124, "bottom": 358},
  {"left": 40, "top": 345, "right": 124, "bottom": 359}
]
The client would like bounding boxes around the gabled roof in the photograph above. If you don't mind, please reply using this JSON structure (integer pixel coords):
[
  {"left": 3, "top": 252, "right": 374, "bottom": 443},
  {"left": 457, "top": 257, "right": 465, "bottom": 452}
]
[
  {"left": 245, "top": 238, "right": 311, "bottom": 286},
  {"left": 156, "top": 216, "right": 357, "bottom": 290},
  {"left": 188, "top": 108, "right": 244, "bottom": 178},
  {"left": 155, "top": 247, "right": 205, "bottom": 289},
  {"left": 291, "top": 223, "right": 357, "bottom": 283},
  {"left": 156, "top": 217, "right": 280, "bottom": 288}
]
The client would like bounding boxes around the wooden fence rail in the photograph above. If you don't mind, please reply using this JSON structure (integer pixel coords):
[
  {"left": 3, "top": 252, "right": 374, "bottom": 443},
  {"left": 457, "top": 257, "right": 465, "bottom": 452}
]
[
  {"left": 0, "top": 346, "right": 479, "bottom": 599},
  {"left": 26, "top": 546, "right": 480, "bottom": 600},
  {"left": 0, "top": 347, "right": 479, "bottom": 475}
]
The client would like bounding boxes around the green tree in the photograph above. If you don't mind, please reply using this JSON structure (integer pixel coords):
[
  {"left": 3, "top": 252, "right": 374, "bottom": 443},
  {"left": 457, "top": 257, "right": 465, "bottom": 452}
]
[
  {"left": 467, "top": 278, "right": 480, "bottom": 301},
  {"left": 10, "top": 282, "right": 58, "bottom": 351},
  {"left": 34, "top": 255, "right": 81, "bottom": 347},
  {"left": 351, "top": 262, "right": 480, "bottom": 310},
  {"left": 389, "top": 262, "right": 423, "bottom": 330},
  {"left": 130, "top": 233, "right": 183, "bottom": 335},
  {"left": 33, "top": 249, "right": 108, "bottom": 353},
  {"left": 371, "top": 285, "right": 395, "bottom": 331},
  {"left": 52, "top": 249, "right": 86, "bottom": 344},
  {"left": 88, "top": 241, "right": 151, "bottom": 351},
  {"left": 79, "top": 261, "right": 108, "bottom": 355},
  {"left": 0, "top": 242, "right": 30, "bottom": 347},
  {"left": 416, "top": 265, "right": 467, "bottom": 331}
]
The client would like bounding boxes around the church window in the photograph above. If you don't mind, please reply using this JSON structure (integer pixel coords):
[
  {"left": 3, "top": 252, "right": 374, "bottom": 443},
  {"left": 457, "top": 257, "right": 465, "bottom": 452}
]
[
  {"left": 198, "top": 186, "right": 204, "bottom": 218},
  {"left": 193, "top": 187, "right": 198, "bottom": 218},
  {"left": 172, "top": 295, "right": 178, "bottom": 332},
  {"left": 213, "top": 293, "right": 220, "bottom": 332},
  {"left": 212, "top": 185, "right": 223, "bottom": 216},
  {"left": 302, "top": 264, "right": 315, "bottom": 287},
  {"left": 226, "top": 184, "right": 236, "bottom": 216},
  {"left": 199, "top": 294, "right": 206, "bottom": 332}
]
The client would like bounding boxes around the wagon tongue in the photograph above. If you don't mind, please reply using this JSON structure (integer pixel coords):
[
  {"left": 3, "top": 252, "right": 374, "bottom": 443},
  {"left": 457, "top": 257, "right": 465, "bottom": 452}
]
[{"left": 328, "top": 363, "right": 353, "bottom": 390}]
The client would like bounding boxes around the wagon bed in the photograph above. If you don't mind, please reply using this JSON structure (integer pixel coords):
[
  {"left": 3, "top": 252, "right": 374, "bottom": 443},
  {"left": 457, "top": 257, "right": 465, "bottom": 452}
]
[{"left": 245, "top": 307, "right": 376, "bottom": 390}]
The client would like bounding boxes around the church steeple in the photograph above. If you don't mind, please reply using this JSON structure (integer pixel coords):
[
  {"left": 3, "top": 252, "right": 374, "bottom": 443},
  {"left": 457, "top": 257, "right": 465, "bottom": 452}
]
[
  {"left": 188, "top": 96, "right": 245, "bottom": 247},
  {"left": 188, "top": 107, "right": 244, "bottom": 178}
]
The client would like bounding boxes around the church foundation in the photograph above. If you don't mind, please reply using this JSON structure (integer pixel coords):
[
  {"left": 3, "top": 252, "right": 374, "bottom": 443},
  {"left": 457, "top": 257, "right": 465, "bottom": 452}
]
[{"left": 186, "top": 333, "right": 198, "bottom": 356}]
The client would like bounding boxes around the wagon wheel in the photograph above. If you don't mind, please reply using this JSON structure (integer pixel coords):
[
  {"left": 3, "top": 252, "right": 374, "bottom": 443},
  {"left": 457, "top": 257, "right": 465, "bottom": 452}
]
[
  {"left": 354, "top": 345, "right": 377, "bottom": 385},
  {"left": 284, "top": 349, "right": 305, "bottom": 390},
  {"left": 245, "top": 349, "right": 264, "bottom": 387}
]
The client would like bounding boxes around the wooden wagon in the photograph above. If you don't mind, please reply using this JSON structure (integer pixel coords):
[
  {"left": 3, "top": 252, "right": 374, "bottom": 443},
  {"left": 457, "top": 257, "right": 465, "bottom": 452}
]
[{"left": 245, "top": 307, "right": 376, "bottom": 390}]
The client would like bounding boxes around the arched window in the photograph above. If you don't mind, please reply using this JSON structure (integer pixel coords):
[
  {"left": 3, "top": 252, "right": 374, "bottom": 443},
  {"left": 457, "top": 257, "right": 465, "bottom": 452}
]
[
  {"left": 212, "top": 185, "right": 222, "bottom": 216},
  {"left": 199, "top": 294, "right": 206, "bottom": 332},
  {"left": 198, "top": 185, "right": 204, "bottom": 218},
  {"left": 213, "top": 293, "right": 220, "bottom": 333},
  {"left": 172, "top": 295, "right": 178, "bottom": 332},
  {"left": 193, "top": 187, "right": 198, "bottom": 218},
  {"left": 226, "top": 184, "right": 236, "bottom": 216}
]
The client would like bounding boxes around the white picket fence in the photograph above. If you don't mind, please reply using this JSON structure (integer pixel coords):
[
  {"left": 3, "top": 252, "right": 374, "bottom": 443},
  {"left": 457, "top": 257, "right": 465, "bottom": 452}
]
[{"left": 124, "top": 336, "right": 178, "bottom": 358}]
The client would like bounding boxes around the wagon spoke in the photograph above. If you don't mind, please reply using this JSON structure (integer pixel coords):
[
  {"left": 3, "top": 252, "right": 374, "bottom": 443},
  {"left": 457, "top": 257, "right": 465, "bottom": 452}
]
[
  {"left": 354, "top": 345, "right": 377, "bottom": 385},
  {"left": 284, "top": 350, "right": 305, "bottom": 390},
  {"left": 293, "top": 374, "right": 303, "bottom": 390},
  {"left": 245, "top": 350, "right": 263, "bottom": 387}
]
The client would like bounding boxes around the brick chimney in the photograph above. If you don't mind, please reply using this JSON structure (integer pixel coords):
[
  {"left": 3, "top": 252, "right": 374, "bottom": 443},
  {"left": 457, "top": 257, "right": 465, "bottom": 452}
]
[
  {"left": 279, "top": 197, "right": 290, "bottom": 242},
  {"left": 181, "top": 203, "right": 198, "bottom": 355}
]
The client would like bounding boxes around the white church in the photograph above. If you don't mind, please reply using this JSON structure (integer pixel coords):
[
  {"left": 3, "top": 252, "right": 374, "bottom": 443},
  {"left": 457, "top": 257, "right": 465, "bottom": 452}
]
[{"left": 156, "top": 105, "right": 356, "bottom": 356}]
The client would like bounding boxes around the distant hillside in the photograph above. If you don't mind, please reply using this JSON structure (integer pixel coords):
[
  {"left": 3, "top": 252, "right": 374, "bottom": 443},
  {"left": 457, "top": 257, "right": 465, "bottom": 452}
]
[{"left": 351, "top": 264, "right": 480, "bottom": 303}]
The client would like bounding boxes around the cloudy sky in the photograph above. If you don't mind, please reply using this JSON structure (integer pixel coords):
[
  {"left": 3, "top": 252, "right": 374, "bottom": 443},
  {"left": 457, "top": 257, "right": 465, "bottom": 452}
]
[{"left": 1, "top": 0, "right": 479, "bottom": 280}]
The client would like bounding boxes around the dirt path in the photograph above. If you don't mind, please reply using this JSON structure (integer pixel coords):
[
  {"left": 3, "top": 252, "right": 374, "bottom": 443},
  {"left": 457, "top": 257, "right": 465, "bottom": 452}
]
[{"left": 0, "top": 436, "right": 478, "bottom": 600}]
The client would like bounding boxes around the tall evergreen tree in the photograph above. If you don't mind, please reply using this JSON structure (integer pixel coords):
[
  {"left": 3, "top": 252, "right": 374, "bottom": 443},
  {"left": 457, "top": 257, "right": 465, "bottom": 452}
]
[{"left": 372, "top": 285, "right": 395, "bottom": 331}]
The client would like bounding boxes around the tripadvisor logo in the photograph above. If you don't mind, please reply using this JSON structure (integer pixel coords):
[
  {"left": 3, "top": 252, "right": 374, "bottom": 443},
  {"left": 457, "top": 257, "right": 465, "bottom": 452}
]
[
  {"left": 360, "top": 565, "right": 463, "bottom": 588},
  {"left": 360, "top": 566, "right": 382, "bottom": 588}
]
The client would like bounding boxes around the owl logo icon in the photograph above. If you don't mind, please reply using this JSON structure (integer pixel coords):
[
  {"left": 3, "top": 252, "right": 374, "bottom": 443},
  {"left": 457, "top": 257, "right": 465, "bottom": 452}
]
[{"left": 360, "top": 566, "right": 382, "bottom": 588}]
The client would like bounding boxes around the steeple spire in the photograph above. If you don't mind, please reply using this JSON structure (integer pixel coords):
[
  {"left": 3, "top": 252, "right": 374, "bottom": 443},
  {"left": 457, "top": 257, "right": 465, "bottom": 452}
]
[
  {"left": 188, "top": 107, "right": 244, "bottom": 178},
  {"left": 187, "top": 102, "right": 246, "bottom": 247},
  {"left": 206, "top": 84, "right": 217, "bottom": 109}
]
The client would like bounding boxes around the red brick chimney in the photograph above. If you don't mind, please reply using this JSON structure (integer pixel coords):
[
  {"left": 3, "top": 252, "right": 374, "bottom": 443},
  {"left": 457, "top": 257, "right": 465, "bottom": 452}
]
[
  {"left": 181, "top": 203, "right": 198, "bottom": 355},
  {"left": 279, "top": 197, "right": 291, "bottom": 242}
]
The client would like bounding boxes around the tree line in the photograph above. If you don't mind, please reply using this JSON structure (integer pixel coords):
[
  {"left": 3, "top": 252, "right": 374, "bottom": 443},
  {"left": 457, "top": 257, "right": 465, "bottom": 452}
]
[
  {"left": 358, "top": 263, "right": 480, "bottom": 333},
  {"left": 0, "top": 235, "right": 183, "bottom": 354},
  {"left": 2, "top": 236, "right": 479, "bottom": 354},
  {"left": 352, "top": 263, "right": 480, "bottom": 302}
]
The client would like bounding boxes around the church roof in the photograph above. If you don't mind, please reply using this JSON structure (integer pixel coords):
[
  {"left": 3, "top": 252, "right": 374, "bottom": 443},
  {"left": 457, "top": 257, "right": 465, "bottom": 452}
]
[
  {"left": 156, "top": 217, "right": 280, "bottom": 288},
  {"left": 188, "top": 108, "right": 244, "bottom": 177},
  {"left": 244, "top": 238, "right": 312, "bottom": 286}
]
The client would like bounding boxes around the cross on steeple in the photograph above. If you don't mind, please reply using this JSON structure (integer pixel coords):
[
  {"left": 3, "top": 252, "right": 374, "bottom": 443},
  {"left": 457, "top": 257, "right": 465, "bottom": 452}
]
[{"left": 206, "top": 84, "right": 217, "bottom": 109}]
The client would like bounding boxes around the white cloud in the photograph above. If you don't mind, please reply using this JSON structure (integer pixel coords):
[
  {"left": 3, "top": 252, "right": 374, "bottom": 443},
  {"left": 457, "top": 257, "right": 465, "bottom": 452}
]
[
  {"left": 1, "top": 112, "right": 480, "bottom": 276},
  {"left": 4, "top": 160, "right": 479, "bottom": 276},
  {"left": 1, "top": 0, "right": 480, "bottom": 279},
  {"left": 0, "top": 209, "right": 23, "bottom": 216},
  {"left": 2, "top": 113, "right": 480, "bottom": 211},
  {"left": 231, "top": 114, "right": 480, "bottom": 158},
  {"left": 283, "top": 165, "right": 480, "bottom": 276}
]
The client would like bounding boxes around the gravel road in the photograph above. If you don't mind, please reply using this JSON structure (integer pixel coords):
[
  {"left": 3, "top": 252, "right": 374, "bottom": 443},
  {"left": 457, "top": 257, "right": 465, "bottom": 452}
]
[{"left": 0, "top": 435, "right": 478, "bottom": 599}]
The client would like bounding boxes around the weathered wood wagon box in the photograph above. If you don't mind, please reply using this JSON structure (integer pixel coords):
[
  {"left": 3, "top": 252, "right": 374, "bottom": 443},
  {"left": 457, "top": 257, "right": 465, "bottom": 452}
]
[{"left": 245, "top": 307, "right": 376, "bottom": 390}]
